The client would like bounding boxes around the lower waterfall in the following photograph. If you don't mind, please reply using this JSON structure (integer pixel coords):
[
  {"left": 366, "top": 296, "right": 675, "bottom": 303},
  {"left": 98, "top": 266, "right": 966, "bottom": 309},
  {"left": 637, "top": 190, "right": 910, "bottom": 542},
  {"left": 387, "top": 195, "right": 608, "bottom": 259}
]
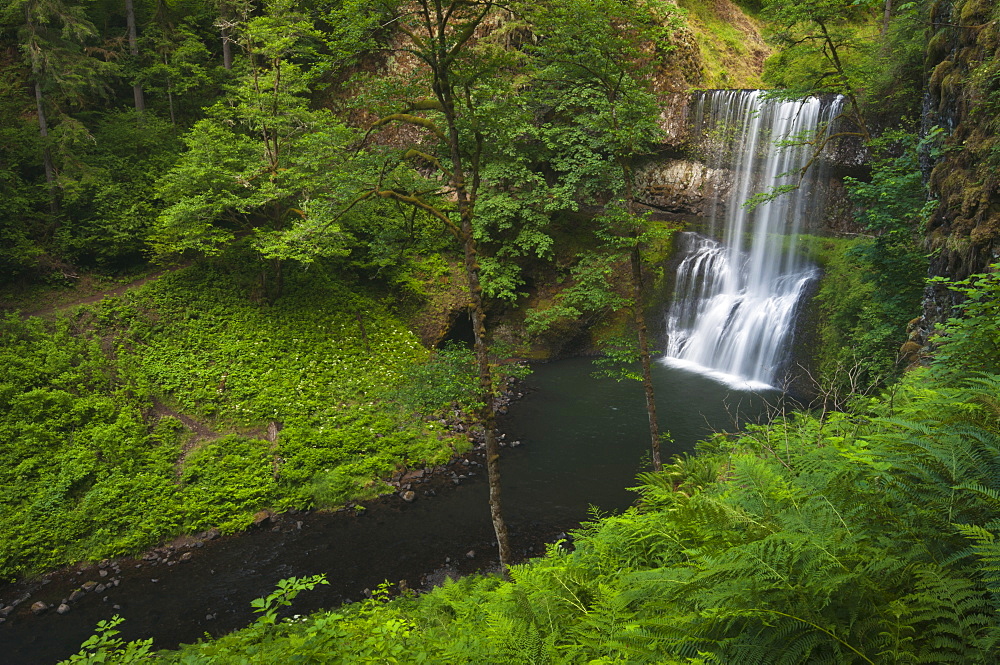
[{"left": 662, "top": 90, "right": 841, "bottom": 389}]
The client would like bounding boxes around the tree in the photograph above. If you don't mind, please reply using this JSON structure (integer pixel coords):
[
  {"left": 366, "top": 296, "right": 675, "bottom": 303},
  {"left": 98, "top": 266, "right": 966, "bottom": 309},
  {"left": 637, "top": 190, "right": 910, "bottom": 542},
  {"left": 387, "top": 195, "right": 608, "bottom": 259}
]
[
  {"left": 357, "top": 0, "right": 520, "bottom": 572},
  {"left": 0, "top": 60, "right": 44, "bottom": 275},
  {"left": 762, "top": 0, "right": 873, "bottom": 138},
  {"left": 152, "top": 0, "right": 366, "bottom": 296},
  {"left": 522, "top": 0, "right": 677, "bottom": 470},
  {"left": 124, "top": 0, "right": 144, "bottom": 112},
  {"left": 3, "top": 0, "right": 113, "bottom": 213}
]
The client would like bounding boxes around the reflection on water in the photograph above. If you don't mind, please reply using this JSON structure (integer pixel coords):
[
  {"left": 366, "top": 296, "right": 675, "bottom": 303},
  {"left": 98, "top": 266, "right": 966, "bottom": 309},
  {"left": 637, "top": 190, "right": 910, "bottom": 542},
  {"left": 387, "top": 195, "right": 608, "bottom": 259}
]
[{"left": 500, "top": 357, "right": 784, "bottom": 520}]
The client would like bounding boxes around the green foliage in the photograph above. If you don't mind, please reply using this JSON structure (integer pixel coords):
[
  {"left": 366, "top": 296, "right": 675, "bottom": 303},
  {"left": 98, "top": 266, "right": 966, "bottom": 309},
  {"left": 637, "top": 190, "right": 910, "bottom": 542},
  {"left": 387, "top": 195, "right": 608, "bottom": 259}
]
[
  {"left": 58, "top": 615, "right": 153, "bottom": 665},
  {"left": 147, "top": 334, "right": 1000, "bottom": 663},
  {"left": 930, "top": 265, "right": 1000, "bottom": 377},
  {"left": 677, "top": 0, "right": 765, "bottom": 88},
  {"left": 56, "top": 111, "right": 183, "bottom": 269},
  {"left": 762, "top": 0, "right": 927, "bottom": 127},
  {"left": 392, "top": 342, "right": 479, "bottom": 415},
  {"left": 252, "top": 575, "right": 329, "bottom": 626},
  {"left": 0, "top": 259, "right": 467, "bottom": 579},
  {"left": 152, "top": 5, "right": 363, "bottom": 262},
  {"left": 0, "top": 63, "right": 44, "bottom": 276},
  {"left": 524, "top": 253, "right": 630, "bottom": 336},
  {"left": 807, "top": 130, "right": 929, "bottom": 395}
]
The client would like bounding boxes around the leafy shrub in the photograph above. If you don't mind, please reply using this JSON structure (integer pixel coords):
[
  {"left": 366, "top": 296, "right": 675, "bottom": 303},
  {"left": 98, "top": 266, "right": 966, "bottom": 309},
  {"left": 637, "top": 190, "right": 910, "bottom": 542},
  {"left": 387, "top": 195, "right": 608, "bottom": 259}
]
[
  {"left": 931, "top": 265, "right": 1000, "bottom": 377},
  {"left": 391, "top": 341, "right": 479, "bottom": 415}
]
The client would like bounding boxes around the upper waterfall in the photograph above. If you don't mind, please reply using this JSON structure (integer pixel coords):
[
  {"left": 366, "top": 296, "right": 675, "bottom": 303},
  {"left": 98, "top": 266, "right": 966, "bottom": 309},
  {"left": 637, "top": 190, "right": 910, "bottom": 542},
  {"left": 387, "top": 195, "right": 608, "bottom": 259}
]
[{"left": 662, "top": 90, "right": 842, "bottom": 389}]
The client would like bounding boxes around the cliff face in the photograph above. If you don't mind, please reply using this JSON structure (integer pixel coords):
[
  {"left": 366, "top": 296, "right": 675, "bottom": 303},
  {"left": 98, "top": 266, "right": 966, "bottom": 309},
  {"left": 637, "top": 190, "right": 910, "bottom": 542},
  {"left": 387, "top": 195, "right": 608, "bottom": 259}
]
[
  {"left": 923, "top": 0, "right": 1000, "bottom": 318},
  {"left": 636, "top": 92, "right": 858, "bottom": 234}
]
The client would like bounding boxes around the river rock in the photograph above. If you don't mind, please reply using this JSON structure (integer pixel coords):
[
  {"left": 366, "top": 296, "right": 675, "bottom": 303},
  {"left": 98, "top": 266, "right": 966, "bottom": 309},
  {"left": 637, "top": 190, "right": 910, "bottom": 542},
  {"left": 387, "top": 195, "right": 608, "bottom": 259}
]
[
  {"left": 400, "top": 490, "right": 416, "bottom": 502},
  {"left": 203, "top": 528, "right": 221, "bottom": 540},
  {"left": 95, "top": 584, "right": 106, "bottom": 594},
  {"left": 68, "top": 589, "right": 86, "bottom": 602},
  {"left": 401, "top": 469, "right": 426, "bottom": 482},
  {"left": 0, "top": 605, "right": 13, "bottom": 617},
  {"left": 81, "top": 581, "right": 97, "bottom": 592},
  {"left": 466, "top": 550, "right": 475, "bottom": 559},
  {"left": 99, "top": 569, "right": 108, "bottom": 577},
  {"left": 252, "top": 510, "right": 273, "bottom": 527},
  {"left": 180, "top": 552, "right": 192, "bottom": 562},
  {"left": 30, "top": 601, "right": 49, "bottom": 615},
  {"left": 56, "top": 604, "right": 70, "bottom": 615}
]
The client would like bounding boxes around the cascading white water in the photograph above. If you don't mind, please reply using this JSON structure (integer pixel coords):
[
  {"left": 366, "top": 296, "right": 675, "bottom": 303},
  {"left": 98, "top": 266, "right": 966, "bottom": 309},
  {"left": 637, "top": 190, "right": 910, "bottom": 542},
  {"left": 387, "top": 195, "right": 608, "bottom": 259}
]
[{"left": 662, "top": 90, "right": 841, "bottom": 389}]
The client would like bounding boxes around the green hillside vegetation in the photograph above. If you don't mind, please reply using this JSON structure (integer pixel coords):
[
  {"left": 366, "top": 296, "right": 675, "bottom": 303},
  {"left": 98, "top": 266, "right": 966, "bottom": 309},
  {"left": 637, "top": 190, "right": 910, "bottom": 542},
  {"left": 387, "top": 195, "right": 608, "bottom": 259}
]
[{"left": 1, "top": 259, "right": 476, "bottom": 579}]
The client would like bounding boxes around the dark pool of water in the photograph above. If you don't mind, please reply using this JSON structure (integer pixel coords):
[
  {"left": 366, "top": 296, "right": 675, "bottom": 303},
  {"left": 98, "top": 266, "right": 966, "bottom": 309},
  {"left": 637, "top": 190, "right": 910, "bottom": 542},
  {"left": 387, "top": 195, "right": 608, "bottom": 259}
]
[{"left": 0, "top": 358, "right": 782, "bottom": 664}]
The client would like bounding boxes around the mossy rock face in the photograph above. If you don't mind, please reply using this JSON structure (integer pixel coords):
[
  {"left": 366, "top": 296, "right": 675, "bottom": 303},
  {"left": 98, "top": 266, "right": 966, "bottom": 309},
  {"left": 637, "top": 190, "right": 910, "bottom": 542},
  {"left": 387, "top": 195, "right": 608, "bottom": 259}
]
[{"left": 923, "top": 0, "right": 1000, "bottom": 306}]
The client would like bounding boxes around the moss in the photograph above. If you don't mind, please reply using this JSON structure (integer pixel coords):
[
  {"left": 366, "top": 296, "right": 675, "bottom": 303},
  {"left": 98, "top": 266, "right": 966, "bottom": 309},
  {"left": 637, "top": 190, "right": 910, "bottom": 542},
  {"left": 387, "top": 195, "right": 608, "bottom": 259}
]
[
  {"left": 926, "top": 29, "right": 952, "bottom": 63},
  {"left": 958, "top": 0, "right": 991, "bottom": 24},
  {"left": 929, "top": 59, "right": 955, "bottom": 96},
  {"left": 676, "top": 0, "right": 769, "bottom": 88}
]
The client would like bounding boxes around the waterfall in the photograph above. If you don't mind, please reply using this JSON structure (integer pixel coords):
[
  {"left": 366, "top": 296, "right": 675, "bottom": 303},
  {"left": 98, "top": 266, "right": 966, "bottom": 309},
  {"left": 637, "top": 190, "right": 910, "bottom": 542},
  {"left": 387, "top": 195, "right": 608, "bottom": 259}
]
[{"left": 662, "top": 90, "right": 841, "bottom": 389}]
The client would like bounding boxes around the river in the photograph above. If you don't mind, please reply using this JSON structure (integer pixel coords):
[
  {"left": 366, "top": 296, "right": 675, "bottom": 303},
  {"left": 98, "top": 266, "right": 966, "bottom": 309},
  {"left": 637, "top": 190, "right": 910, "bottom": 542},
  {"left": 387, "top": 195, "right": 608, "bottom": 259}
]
[{"left": 0, "top": 357, "right": 781, "bottom": 664}]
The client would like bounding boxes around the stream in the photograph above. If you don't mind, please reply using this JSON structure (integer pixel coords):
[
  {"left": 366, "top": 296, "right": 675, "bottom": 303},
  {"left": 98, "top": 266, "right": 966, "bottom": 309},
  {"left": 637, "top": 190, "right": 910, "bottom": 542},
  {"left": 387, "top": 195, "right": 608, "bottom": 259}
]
[{"left": 0, "top": 357, "right": 782, "bottom": 664}]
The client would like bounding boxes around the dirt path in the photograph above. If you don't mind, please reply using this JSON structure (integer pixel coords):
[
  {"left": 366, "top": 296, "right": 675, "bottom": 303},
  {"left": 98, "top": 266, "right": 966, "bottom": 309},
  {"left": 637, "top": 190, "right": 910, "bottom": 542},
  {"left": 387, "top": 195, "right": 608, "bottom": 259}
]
[{"left": 18, "top": 263, "right": 189, "bottom": 318}]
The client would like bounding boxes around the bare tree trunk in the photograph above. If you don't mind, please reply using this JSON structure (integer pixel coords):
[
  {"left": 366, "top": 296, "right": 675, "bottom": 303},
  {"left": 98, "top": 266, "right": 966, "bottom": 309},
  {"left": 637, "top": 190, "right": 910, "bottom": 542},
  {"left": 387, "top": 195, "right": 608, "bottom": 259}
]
[
  {"left": 125, "top": 0, "right": 145, "bottom": 112},
  {"left": 624, "top": 171, "right": 661, "bottom": 471},
  {"left": 442, "top": 74, "right": 512, "bottom": 574},
  {"left": 34, "top": 80, "right": 57, "bottom": 215},
  {"left": 881, "top": 0, "right": 892, "bottom": 36},
  {"left": 221, "top": 26, "right": 233, "bottom": 70}
]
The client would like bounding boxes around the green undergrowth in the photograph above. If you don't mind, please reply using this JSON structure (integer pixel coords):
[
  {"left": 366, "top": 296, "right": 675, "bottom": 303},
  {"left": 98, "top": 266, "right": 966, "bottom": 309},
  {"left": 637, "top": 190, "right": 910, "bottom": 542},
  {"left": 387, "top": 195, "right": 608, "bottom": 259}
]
[
  {"left": 85, "top": 266, "right": 1000, "bottom": 664},
  {"left": 114, "top": 364, "right": 1000, "bottom": 664},
  {"left": 0, "top": 260, "right": 469, "bottom": 581},
  {"left": 800, "top": 231, "right": 925, "bottom": 398}
]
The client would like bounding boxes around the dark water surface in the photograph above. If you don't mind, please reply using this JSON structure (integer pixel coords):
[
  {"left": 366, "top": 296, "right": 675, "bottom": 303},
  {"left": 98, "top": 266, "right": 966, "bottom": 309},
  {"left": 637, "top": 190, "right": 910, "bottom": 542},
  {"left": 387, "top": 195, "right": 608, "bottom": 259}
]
[{"left": 0, "top": 358, "right": 781, "bottom": 664}]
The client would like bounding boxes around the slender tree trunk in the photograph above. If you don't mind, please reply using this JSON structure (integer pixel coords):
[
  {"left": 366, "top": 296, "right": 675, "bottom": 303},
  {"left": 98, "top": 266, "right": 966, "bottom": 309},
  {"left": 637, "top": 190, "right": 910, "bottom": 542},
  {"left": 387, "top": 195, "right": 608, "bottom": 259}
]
[
  {"left": 34, "top": 80, "right": 57, "bottom": 215},
  {"left": 221, "top": 26, "right": 233, "bottom": 70},
  {"left": 464, "top": 230, "right": 512, "bottom": 573},
  {"left": 164, "top": 53, "right": 176, "bottom": 125},
  {"left": 881, "top": 0, "right": 892, "bottom": 36},
  {"left": 217, "top": 0, "right": 233, "bottom": 69},
  {"left": 125, "top": 0, "right": 145, "bottom": 112},
  {"left": 630, "top": 243, "right": 661, "bottom": 471},
  {"left": 440, "top": 74, "right": 512, "bottom": 574},
  {"left": 623, "top": 167, "right": 661, "bottom": 471},
  {"left": 221, "top": 27, "right": 233, "bottom": 70}
]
